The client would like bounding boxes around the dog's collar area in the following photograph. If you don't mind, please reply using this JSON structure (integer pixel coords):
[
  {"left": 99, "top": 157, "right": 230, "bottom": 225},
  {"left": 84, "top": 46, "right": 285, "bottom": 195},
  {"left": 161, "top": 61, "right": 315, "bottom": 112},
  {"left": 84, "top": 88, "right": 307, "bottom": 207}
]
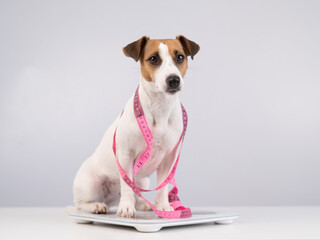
[{"left": 113, "top": 85, "right": 191, "bottom": 219}]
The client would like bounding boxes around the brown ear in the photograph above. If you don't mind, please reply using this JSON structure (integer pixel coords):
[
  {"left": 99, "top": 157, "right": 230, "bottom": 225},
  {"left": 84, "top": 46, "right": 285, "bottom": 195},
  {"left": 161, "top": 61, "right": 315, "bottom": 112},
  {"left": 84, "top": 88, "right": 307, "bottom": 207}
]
[
  {"left": 123, "top": 36, "right": 149, "bottom": 62},
  {"left": 176, "top": 35, "right": 200, "bottom": 60}
]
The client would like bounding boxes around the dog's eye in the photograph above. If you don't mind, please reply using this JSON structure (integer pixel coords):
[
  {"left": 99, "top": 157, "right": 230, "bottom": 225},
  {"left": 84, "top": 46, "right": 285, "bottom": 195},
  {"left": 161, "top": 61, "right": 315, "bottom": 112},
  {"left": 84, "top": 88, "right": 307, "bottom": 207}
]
[
  {"left": 176, "top": 54, "right": 185, "bottom": 63},
  {"left": 147, "top": 56, "right": 159, "bottom": 65}
]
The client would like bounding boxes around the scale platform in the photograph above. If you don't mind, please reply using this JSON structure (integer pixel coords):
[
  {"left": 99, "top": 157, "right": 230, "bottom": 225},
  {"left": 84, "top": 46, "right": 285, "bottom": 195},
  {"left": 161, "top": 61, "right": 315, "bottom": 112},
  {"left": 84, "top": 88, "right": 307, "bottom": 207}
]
[{"left": 68, "top": 207, "right": 239, "bottom": 232}]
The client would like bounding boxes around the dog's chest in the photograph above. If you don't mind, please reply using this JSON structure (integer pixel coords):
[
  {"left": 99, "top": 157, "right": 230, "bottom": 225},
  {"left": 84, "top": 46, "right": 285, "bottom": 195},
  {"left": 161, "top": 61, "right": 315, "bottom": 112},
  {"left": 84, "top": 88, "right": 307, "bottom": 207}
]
[{"left": 137, "top": 121, "right": 181, "bottom": 176}]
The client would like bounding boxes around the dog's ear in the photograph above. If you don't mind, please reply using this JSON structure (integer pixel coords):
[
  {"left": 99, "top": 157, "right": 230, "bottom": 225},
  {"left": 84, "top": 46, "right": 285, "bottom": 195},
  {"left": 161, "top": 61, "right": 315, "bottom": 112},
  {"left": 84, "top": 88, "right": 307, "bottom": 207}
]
[
  {"left": 123, "top": 36, "right": 149, "bottom": 62},
  {"left": 176, "top": 35, "right": 200, "bottom": 60}
]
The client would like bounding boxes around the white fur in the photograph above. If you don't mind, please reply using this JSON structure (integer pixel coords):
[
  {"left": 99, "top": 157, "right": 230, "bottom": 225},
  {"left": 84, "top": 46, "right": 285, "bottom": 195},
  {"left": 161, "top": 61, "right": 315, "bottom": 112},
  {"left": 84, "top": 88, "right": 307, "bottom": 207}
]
[{"left": 73, "top": 43, "right": 184, "bottom": 217}]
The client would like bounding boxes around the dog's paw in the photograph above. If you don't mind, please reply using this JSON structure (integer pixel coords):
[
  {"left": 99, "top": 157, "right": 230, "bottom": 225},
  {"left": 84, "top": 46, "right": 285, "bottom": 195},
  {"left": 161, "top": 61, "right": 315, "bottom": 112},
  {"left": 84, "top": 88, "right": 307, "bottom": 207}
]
[
  {"left": 117, "top": 201, "right": 136, "bottom": 218},
  {"left": 155, "top": 202, "right": 174, "bottom": 212},
  {"left": 76, "top": 202, "right": 108, "bottom": 214},
  {"left": 94, "top": 202, "right": 108, "bottom": 214},
  {"left": 135, "top": 199, "right": 152, "bottom": 211}
]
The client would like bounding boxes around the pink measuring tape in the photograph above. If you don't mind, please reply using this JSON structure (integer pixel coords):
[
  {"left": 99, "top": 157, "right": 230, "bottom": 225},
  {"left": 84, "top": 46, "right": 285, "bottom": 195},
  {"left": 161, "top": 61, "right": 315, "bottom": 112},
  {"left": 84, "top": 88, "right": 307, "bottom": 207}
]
[{"left": 112, "top": 86, "right": 191, "bottom": 219}]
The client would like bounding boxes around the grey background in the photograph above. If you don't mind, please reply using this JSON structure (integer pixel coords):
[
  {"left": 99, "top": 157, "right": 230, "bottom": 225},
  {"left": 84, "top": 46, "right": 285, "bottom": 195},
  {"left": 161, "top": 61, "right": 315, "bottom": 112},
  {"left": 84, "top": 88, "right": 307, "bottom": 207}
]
[{"left": 1, "top": 0, "right": 320, "bottom": 207}]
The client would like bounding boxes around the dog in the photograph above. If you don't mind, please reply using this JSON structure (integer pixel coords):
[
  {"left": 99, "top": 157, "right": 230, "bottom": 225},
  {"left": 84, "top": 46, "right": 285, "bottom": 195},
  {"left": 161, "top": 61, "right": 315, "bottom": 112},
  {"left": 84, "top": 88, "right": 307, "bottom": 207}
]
[{"left": 72, "top": 35, "right": 200, "bottom": 218}]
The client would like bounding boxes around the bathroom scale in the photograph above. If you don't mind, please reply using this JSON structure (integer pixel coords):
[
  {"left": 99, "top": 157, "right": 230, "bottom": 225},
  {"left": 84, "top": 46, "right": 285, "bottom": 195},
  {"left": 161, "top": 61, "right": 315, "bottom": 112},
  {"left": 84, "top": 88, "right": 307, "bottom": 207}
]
[{"left": 68, "top": 207, "right": 239, "bottom": 232}]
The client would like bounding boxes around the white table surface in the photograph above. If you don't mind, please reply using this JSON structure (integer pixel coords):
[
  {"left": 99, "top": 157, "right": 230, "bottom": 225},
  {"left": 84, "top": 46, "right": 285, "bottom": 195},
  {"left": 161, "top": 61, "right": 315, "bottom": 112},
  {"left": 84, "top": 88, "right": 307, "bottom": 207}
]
[{"left": 1, "top": 206, "right": 320, "bottom": 239}]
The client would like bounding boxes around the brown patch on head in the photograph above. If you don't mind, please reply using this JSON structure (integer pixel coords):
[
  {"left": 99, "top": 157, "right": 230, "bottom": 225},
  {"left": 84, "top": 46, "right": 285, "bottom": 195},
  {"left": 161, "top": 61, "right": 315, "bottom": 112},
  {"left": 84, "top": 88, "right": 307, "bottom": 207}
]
[
  {"left": 123, "top": 36, "right": 200, "bottom": 82},
  {"left": 140, "top": 40, "right": 162, "bottom": 82},
  {"left": 164, "top": 39, "right": 189, "bottom": 78}
]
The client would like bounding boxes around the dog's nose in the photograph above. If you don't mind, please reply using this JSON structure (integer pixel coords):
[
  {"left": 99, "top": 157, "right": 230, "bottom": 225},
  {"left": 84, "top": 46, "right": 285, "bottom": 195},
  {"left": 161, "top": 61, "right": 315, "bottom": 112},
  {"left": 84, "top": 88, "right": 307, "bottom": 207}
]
[{"left": 166, "top": 75, "right": 180, "bottom": 89}]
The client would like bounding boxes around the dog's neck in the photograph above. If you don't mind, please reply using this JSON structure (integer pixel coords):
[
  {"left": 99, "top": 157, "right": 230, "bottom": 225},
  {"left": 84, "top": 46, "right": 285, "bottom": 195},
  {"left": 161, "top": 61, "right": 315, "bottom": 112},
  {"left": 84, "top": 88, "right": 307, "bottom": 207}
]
[{"left": 139, "top": 77, "right": 180, "bottom": 126}]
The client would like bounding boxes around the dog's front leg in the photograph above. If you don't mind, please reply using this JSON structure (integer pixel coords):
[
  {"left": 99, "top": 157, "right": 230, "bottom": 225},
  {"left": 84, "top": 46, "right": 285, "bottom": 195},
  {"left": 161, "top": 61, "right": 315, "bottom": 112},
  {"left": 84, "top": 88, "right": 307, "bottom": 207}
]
[
  {"left": 155, "top": 155, "right": 175, "bottom": 212},
  {"left": 116, "top": 151, "right": 136, "bottom": 218}
]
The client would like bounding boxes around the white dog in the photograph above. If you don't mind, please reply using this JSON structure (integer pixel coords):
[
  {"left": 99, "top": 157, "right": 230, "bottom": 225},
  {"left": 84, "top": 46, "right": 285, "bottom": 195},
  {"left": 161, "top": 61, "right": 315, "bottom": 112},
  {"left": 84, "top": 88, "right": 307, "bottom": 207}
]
[{"left": 72, "top": 35, "right": 200, "bottom": 218}]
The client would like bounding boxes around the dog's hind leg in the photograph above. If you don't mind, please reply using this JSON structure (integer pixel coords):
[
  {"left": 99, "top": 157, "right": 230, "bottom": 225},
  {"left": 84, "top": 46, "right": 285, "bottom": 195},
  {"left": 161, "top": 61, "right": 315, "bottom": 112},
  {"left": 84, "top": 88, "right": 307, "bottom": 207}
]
[
  {"left": 73, "top": 159, "right": 111, "bottom": 214},
  {"left": 76, "top": 202, "right": 108, "bottom": 214}
]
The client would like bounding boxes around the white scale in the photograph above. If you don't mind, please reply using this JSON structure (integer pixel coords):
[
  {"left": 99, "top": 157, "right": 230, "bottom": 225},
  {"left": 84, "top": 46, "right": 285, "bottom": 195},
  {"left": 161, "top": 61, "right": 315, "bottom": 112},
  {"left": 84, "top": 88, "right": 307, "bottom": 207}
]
[{"left": 69, "top": 207, "right": 239, "bottom": 232}]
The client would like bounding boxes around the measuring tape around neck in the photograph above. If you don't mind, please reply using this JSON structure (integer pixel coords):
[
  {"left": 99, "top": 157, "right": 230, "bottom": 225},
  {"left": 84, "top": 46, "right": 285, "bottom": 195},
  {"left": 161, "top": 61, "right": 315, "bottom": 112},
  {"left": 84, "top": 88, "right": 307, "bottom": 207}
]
[{"left": 112, "top": 86, "right": 191, "bottom": 219}]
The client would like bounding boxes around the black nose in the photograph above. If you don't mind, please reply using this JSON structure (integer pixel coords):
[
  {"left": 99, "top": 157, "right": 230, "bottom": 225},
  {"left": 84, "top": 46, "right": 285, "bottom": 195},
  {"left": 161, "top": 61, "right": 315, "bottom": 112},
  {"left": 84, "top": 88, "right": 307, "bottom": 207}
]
[{"left": 166, "top": 75, "right": 180, "bottom": 89}]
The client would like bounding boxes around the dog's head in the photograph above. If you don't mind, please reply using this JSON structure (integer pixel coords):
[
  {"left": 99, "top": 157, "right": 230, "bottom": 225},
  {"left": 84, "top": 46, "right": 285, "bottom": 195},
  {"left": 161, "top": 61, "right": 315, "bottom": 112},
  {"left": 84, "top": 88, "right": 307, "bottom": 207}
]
[{"left": 123, "top": 36, "right": 200, "bottom": 94}]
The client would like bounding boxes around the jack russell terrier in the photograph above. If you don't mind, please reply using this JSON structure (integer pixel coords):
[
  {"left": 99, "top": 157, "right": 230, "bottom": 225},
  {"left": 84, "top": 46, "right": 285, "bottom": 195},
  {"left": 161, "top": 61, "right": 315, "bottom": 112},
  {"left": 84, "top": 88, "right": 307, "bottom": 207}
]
[{"left": 72, "top": 35, "right": 200, "bottom": 218}]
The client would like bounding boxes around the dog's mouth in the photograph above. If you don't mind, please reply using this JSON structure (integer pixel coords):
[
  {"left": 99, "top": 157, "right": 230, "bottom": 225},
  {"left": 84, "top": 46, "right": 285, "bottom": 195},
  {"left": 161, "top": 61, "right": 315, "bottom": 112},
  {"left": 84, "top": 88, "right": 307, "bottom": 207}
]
[{"left": 166, "top": 87, "right": 180, "bottom": 94}]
